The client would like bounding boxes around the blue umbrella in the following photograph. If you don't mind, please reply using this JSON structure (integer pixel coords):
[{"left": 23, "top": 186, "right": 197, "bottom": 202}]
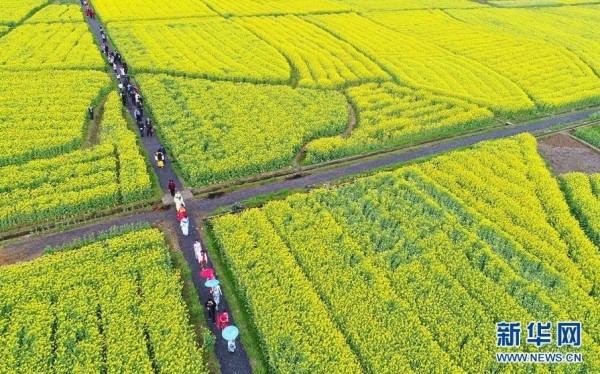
[
  {"left": 204, "top": 279, "right": 220, "bottom": 288},
  {"left": 222, "top": 326, "right": 239, "bottom": 341}
]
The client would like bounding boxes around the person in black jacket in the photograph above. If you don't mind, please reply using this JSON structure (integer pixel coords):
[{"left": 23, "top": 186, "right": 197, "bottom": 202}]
[{"left": 205, "top": 298, "right": 216, "bottom": 323}]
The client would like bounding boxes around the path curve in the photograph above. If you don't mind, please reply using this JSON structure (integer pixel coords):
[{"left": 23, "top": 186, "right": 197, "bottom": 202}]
[{"left": 293, "top": 99, "right": 358, "bottom": 166}]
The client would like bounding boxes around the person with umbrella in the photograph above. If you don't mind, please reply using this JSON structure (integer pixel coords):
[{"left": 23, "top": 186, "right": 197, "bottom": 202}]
[
  {"left": 222, "top": 325, "right": 239, "bottom": 353},
  {"left": 216, "top": 309, "right": 230, "bottom": 330},
  {"left": 200, "top": 267, "right": 215, "bottom": 280},
  {"left": 205, "top": 298, "right": 217, "bottom": 324}
]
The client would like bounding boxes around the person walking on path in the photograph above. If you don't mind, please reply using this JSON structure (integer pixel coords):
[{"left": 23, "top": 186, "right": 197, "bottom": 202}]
[
  {"left": 155, "top": 151, "right": 165, "bottom": 168},
  {"left": 174, "top": 191, "right": 185, "bottom": 210},
  {"left": 200, "top": 268, "right": 215, "bottom": 280},
  {"left": 180, "top": 216, "right": 189, "bottom": 236},
  {"left": 145, "top": 118, "right": 153, "bottom": 137},
  {"left": 177, "top": 207, "right": 187, "bottom": 223},
  {"left": 205, "top": 298, "right": 217, "bottom": 324},
  {"left": 194, "top": 240, "right": 203, "bottom": 263},
  {"left": 88, "top": 105, "right": 94, "bottom": 120},
  {"left": 211, "top": 283, "right": 222, "bottom": 310},
  {"left": 122, "top": 61, "right": 128, "bottom": 74},
  {"left": 158, "top": 145, "right": 166, "bottom": 157},
  {"left": 168, "top": 180, "right": 176, "bottom": 196},
  {"left": 146, "top": 121, "right": 153, "bottom": 137},
  {"left": 119, "top": 90, "right": 127, "bottom": 106},
  {"left": 217, "top": 310, "right": 230, "bottom": 330},
  {"left": 134, "top": 108, "right": 143, "bottom": 129},
  {"left": 200, "top": 248, "right": 208, "bottom": 269}
]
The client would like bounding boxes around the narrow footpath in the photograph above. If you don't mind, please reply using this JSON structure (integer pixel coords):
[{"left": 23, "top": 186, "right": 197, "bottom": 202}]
[{"left": 81, "top": 5, "right": 252, "bottom": 373}]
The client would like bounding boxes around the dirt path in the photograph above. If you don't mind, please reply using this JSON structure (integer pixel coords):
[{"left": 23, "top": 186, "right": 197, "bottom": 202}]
[
  {"left": 0, "top": 210, "right": 168, "bottom": 265},
  {"left": 538, "top": 132, "right": 600, "bottom": 175},
  {"left": 343, "top": 101, "right": 357, "bottom": 137},
  {"left": 293, "top": 100, "right": 357, "bottom": 166}
]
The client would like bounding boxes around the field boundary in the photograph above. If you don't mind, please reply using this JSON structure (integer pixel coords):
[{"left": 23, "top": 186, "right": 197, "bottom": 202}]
[{"left": 191, "top": 107, "right": 600, "bottom": 198}]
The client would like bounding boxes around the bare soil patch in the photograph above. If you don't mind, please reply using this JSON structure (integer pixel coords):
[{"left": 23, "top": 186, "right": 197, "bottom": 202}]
[{"left": 538, "top": 132, "right": 600, "bottom": 175}]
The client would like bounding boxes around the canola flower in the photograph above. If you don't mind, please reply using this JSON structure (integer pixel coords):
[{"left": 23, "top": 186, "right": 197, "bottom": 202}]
[
  {"left": 91, "top": 0, "right": 215, "bottom": 22},
  {"left": 213, "top": 211, "right": 363, "bottom": 373},
  {"left": 0, "top": 0, "right": 45, "bottom": 24},
  {"left": 561, "top": 172, "right": 600, "bottom": 248},
  {"left": 0, "top": 22, "right": 105, "bottom": 71},
  {"left": 368, "top": 9, "right": 600, "bottom": 112},
  {"left": 573, "top": 122, "right": 600, "bottom": 149},
  {"left": 304, "top": 82, "right": 494, "bottom": 163},
  {"left": 107, "top": 18, "right": 290, "bottom": 82},
  {"left": 212, "top": 134, "right": 600, "bottom": 372},
  {"left": 0, "top": 90, "right": 153, "bottom": 232},
  {"left": 448, "top": 6, "right": 600, "bottom": 76},
  {"left": 0, "top": 229, "right": 207, "bottom": 373},
  {"left": 100, "top": 92, "right": 153, "bottom": 203},
  {"left": 0, "top": 70, "right": 110, "bottom": 166},
  {"left": 24, "top": 4, "right": 84, "bottom": 24},
  {"left": 306, "top": 13, "right": 535, "bottom": 115},
  {"left": 488, "top": 0, "right": 594, "bottom": 7},
  {"left": 236, "top": 15, "right": 388, "bottom": 89},
  {"left": 202, "top": 0, "right": 350, "bottom": 16},
  {"left": 337, "top": 0, "right": 483, "bottom": 11},
  {"left": 138, "top": 74, "right": 347, "bottom": 186}
]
